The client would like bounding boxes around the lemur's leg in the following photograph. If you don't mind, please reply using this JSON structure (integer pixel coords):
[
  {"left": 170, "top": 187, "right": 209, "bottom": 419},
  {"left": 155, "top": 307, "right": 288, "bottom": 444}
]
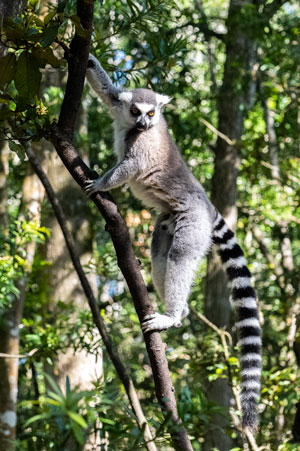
[
  {"left": 151, "top": 213, "right": 174, "bottom": 299},
  {"left": 142, "top": 208, "right": 212, "bottom": 332}
]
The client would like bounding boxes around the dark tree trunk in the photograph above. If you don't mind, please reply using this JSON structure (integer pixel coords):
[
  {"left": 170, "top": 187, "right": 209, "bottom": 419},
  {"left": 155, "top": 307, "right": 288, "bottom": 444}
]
[{"left": 204, "top": 1, "right": 258, "bottom": 449}]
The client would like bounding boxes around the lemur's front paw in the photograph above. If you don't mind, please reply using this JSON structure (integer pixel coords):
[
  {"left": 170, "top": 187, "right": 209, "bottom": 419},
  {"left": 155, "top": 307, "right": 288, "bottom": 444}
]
[
  {"left": 83, "top": 179, "right": 102, "bottom": 196},
  {"left": 141, "top": 313, "right": 181, "bottom": 333}
]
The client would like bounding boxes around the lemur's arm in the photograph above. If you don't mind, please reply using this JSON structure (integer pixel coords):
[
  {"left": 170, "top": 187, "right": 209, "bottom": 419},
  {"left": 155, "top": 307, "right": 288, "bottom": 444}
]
[
  {"left": 86, "top": 54, "right": 122, "bottom": 111},
  {"left": 84, "top": 158, "right": 138, "bottom": 195}
]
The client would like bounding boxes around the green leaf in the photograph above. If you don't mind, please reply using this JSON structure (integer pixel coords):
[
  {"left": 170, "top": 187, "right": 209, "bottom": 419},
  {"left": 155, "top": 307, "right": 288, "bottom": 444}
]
[
  {"left": 32, "top": 47, "right": 60, "bottom": 68},
  {"left": 31, "top": 14, "right": 44, "bottom": 28},
  {"left": 40, "top": 23, "right": 58, "bottom": 48},
  {"left": 46, "top": 391, "right": 64, "bottom": 403},
  {"left": 27, "top": 27, "right": 40, "bottom": 37},
  {"left": 44, "top": 11, "right": 57, "bottom": 25},
  {"left": 43, "top": 397, "right": 61, "bottom": 406},
  {"left": 100, "top": 417, "right": 115, "bottom": 425},
  {"left": 15, "top": 52, "right": 42, "bottom": 101},
  {"left": 68, "top": 411, "right": 88, "bottom": 428},
  {"left": 43, "top": 372, "right": 64, "bottom": 397},
  {"left": 28, "top": 0, "right": 40, "bottom": 8},
  {"left": 0, "top": 53, "right": 16, "bottom": 86},
  {"left": 24, "top": 413, "right": 50, "bottom": 428},
  {"left": 3, "top": 21, "right": 24, "bottom": 41},
  {"left": 71, "top": 422, "right": 85, "bottom": 445},
  {"left": 66, "top": 375, "right": 71, "bottom": 395}
]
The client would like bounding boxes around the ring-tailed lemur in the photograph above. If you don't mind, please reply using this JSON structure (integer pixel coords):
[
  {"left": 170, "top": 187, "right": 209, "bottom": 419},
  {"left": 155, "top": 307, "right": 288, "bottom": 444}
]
[{"left": 84, "top": 54, "right": 262, "bottom": 431}]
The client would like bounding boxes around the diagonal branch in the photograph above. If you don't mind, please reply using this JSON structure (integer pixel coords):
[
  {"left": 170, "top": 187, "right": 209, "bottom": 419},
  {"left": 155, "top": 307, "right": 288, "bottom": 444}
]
[
  {"left": 44, "top": 1, "right": 192, "bottom": 449},
  {"left": 24, "top": 142, "right": 156, "bottom": 451}
]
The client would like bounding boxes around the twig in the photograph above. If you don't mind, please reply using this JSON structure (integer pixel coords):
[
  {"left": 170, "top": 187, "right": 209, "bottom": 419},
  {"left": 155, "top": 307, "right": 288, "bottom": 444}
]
[
  {"left": 54, "top": 38, "right": 71, "bottom": 60},
  {"left": 200, "top": 117, "right": 236, "bottom": 146},
  {"left": 261, "top": 161, "right": 300, "bottom": 186},
  {"left": 0, "top": 348, "right": 37, "bottom": 359},
  {"left": 191, "top": 308, "right": 260, "bottom": 451},
  {"left": 24, "top": 143, "right": 157, "bottom": 451},
  {"left": 0, "top": 353, "right": 27, "bottom": 358}
]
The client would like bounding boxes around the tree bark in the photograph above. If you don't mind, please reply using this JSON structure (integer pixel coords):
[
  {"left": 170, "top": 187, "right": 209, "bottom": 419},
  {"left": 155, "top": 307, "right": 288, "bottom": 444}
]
[{"left": 0, "top": 144, "right": 9, "bottom": 230}]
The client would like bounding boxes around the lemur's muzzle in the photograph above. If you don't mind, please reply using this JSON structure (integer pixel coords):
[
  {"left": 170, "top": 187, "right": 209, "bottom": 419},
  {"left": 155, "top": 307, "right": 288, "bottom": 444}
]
[{"left": 136, "top": 119, "right": 147, "bottom": 131}]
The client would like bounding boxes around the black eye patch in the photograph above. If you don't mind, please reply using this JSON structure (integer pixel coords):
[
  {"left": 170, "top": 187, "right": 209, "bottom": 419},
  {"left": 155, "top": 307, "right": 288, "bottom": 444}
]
[{"left": 130, "top": 107, "right": 140, "bottom": 116}]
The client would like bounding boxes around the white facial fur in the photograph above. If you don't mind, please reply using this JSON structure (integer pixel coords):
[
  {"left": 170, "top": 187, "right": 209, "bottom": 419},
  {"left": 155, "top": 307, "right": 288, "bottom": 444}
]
[
  {"left": 118, "top": 98, "right": 162, "bottom": 129},
  {"left": 135, "top": 102, "right": 155, "bottom": 113}
]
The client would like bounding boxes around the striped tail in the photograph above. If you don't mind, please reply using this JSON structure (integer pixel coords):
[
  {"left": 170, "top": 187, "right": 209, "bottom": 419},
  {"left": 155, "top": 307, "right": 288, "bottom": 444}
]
[{"left": 212, "top": 212, "right": 262, "bottom": 431}]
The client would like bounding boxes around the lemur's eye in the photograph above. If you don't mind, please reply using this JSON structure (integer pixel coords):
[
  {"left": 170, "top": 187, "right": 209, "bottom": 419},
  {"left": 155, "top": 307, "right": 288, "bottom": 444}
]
[
  {"left": 130, "top": 107, "right": 140, "bottom": 116},
  {"left": 148, "top": 110, "right": 155, "bottom": 117}
]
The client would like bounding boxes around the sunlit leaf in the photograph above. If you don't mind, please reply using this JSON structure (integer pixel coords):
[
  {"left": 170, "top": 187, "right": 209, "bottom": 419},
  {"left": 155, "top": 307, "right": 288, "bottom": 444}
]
[{"left": 68, "top": 411, "right": 88, "bottom": 428}]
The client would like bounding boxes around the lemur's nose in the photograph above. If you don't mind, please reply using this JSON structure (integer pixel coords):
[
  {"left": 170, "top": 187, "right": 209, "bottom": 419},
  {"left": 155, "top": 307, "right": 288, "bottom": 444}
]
[{"left": 136, "top": 119, "right": 147, "bottom": 130}]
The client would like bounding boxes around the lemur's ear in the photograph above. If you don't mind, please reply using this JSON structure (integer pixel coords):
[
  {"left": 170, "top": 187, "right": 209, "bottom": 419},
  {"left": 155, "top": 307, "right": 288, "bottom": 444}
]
[
  {"left": 119, "top": 92, "right": 133, "bottom": 103},
  {"left": 156, "top": 94, "right": 172, "bottom": 107},
  {"left": 87, "top": 54, "right": 98, "bottom": 69}
]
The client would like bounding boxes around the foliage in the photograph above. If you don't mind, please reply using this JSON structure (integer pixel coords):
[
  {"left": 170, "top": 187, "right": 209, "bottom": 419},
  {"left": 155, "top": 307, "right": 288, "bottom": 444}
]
[
  {"left": 0, "top": 219, "right": 49, "bottom": 309},
  {"left": 18, "top": 373, "right": 151, "bottom": 450}
]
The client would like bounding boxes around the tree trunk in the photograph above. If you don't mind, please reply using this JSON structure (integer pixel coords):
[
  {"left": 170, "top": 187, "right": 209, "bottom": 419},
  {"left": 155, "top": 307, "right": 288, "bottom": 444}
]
[
  {"left": 0, "top": 163, "right": 45, "bottom": 450},
  {"left": 204, "top": 1, "right": 258, "bottom": 449},
  {"left": 0, "top": 143, "right": 9, "bottom": 229}
]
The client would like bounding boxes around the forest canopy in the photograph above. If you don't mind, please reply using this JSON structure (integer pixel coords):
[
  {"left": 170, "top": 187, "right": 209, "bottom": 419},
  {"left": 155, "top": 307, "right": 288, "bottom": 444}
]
[{"left": 0, "top": 0, "right": 299, "bottom": 450}]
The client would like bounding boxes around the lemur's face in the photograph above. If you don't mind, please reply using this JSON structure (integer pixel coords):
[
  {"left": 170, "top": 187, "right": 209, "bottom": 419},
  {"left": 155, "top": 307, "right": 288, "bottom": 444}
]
[
  {"left": 129, "top": 103, "right": 159, "bottom": 131},
  {"left": 119, "top": 89, "right": 171, "bottom": 131}
]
